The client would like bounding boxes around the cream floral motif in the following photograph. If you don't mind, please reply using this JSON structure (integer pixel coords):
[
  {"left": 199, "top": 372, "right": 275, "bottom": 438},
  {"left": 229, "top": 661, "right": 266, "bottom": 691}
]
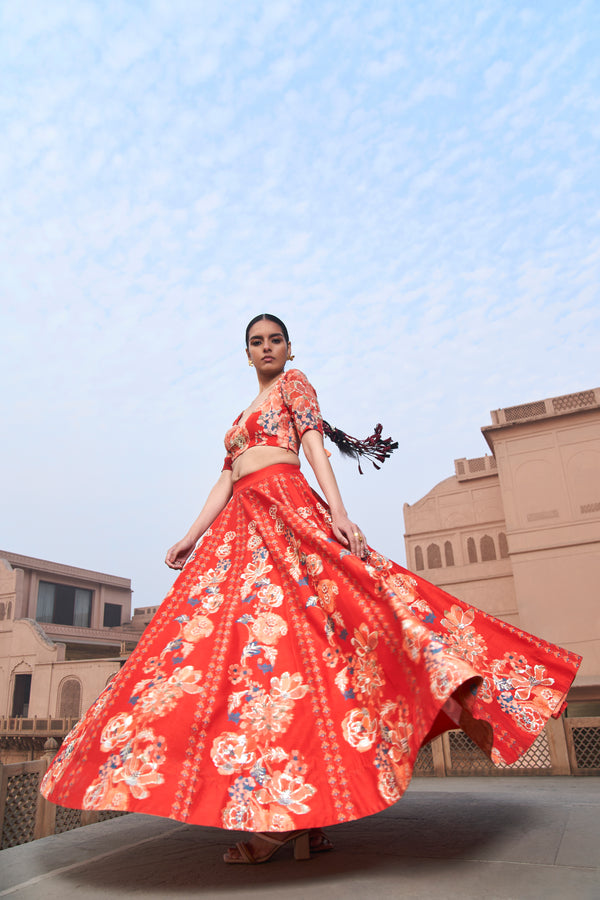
[
  {"left": 250, "top": 612, "right": 288, "bottom": 645},
  {"left": 82, "top": 726, "right": 167, "bottom": 810},
  {"left": 255, "top": 770, "right": 316, "bottom": 814},
  {"left": 100, "top": 713, "right": 134, "bottom": 752},
  {"left": 74, "top": 663, "right": 203, "bottom": 810},
  {"left": 130, "top": 666, "right": 203, "bottom": 718},
  {"left": 257, "top": 583, "right": 283, "bottom": 607},
  {"left": 382, "top": 701, "right": 414, "bottom": 762},
  {"left": 211, "top": 733, "right": 256, "bottom": 775},
  {"left": 188, "top": 560, "right": 231, "bottom": 595},
  {"left": 375, "top": 750, "right": 403, "bottom": 803},
  {"left": 306, "top": 553, "right": 324, "bottom": 576},
  {"left": 342, "top": 708, "right": 378, "bottom": 752},
  {"left": 240, "top": 545, "right": 273, "bottom": 600},
  {"left": 217, "top": 658, "right": 316, "bottom": 827},
  {"left": 284, "top": 533, "right": 302, "bottom": 581},
  {"left": 182, "top": 614, "right": 214, "bottom": 642},
  {"left": 440, "top": 605, "right": 488, "bottom": 663},
  {"left": 401, "top": 617, "right": 430, "bottom": 662}
]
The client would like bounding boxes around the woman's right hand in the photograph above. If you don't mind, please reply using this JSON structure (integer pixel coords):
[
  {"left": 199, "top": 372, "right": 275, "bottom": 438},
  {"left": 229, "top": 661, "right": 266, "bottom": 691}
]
[
  {"left": 165, "top": 535, "right": 197, "bottom": 570},
  {"left": 331, "top": 513, "right": 369, "bottom": 559}
]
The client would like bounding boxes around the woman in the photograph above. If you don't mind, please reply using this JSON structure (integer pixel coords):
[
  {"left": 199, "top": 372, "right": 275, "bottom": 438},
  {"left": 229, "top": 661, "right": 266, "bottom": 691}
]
[{"left": 41, "top": 314, "right": 581, "bottom": 865}]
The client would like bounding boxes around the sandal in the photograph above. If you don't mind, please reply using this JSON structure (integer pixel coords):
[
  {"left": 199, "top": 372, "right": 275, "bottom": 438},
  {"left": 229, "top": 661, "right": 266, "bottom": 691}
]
[
  {"left": 224, "top": 830, "right": 311, "bottom": 864},
  {"left": 310, "top": 829, "right": 334, "bottom": 853}
]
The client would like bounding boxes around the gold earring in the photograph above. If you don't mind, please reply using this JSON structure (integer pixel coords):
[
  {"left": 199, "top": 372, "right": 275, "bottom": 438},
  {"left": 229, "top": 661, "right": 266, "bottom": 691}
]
[
  {"left": 248, "top": 359, "right": 254, "bottom": 367},
  {"left": 287, "top": 353, "right": 295, "bottom": 361}
]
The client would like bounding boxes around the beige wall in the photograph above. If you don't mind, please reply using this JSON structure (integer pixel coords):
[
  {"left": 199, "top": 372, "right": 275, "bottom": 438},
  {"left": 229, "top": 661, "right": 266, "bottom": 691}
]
[
  {"left": 404, "top": 387, "right": 600, "bottom": 689},
  {"left": 0, "top": 618, "right": 119, "bottom": 717},
  {"left": 404, "top": 463, "right": 517, "bottom": 624},
  {"left": 483, "top": 400, "right": 600, "bottom": 677}
]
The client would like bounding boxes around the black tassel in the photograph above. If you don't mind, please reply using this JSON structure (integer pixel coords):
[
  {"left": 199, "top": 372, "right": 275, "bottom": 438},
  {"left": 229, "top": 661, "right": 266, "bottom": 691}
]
[{"left": 323, "top": 421, "right": 398, "bottom": 475}]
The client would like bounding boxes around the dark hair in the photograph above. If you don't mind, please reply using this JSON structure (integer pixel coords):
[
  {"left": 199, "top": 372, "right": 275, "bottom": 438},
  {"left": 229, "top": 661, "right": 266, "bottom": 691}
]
[{"left": 245, "top": 313, "right": 289, "bottom": 347}]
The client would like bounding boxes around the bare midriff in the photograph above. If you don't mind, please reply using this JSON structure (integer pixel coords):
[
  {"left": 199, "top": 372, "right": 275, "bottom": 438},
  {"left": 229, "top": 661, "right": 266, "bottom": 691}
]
[{"left": 231, "top": 446, "right": 300, "bottom": 483}]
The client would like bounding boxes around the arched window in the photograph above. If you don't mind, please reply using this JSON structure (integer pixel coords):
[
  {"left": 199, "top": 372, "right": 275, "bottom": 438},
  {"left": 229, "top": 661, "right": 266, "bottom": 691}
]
[
  {"left": 58, "top": 678, "right": 81, "bottom": 718},
  {"left": 444, "top": 541, "right": 454, "bottom": 566},
  {"left": 427, "top": 543, "right": 442, "bottom": 568},
  {"left": 480, "top": 535, "right": 497, "bottom": 561},
  {"left": 467, "top": 537, "right": 477, "bottom": 563},
  {"left": 499, "top": 532, "right": 509, "bottom": 558},
  {"left": 414, "top": 546, "right": 424, "bottom": 571}
]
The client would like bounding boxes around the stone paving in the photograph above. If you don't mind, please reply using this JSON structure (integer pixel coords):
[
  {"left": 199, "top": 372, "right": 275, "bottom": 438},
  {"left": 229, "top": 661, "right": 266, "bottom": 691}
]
[{"left": 1, "top": 777, "right": 599, "bottom": 900}]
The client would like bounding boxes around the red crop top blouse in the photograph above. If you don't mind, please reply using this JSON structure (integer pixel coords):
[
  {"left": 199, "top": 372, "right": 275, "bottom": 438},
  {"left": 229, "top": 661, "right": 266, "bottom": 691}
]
[{"left": 222, "top": 369, "right": 323, "bottom": 471}]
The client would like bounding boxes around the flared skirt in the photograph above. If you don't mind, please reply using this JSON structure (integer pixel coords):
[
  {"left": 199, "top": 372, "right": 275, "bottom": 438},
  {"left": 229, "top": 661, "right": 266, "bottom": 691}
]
[{"left": 41, "top": 464, "right": 581, "bottom": 831}]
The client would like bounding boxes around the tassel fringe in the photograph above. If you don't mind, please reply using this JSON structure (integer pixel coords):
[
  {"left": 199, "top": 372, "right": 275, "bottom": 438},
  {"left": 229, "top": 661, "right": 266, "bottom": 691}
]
[{"left": 322, "top": 421, "right": 398, "bottom": 474}]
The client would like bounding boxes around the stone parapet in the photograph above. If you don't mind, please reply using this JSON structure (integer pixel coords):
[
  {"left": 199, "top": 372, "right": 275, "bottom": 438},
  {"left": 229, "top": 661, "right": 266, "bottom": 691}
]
[{"left": 486, "top": 387, "right": 600, "bottom": 429}]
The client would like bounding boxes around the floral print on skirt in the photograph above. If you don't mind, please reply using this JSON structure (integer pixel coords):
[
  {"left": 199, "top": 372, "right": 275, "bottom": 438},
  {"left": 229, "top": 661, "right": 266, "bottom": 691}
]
[{"left": 41, "top": 463, "right": 581, "bottom": 830}]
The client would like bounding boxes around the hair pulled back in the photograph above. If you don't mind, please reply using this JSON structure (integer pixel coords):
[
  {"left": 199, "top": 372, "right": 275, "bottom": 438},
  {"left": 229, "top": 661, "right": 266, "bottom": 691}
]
[{"left": 245, "top": 313, "right": 289, "bottom": 347}]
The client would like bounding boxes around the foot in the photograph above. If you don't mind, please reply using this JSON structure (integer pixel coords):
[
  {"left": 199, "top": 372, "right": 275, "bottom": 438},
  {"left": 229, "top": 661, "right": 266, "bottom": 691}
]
[{"left": 224, "top": 830, "right": 298, "bottom": 864}]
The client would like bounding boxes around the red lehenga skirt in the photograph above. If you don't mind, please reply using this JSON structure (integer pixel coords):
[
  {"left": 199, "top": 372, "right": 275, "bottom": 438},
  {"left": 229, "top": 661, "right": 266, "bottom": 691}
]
[{"left": 41, "top": 463, "right": 581, "bottom": 830}]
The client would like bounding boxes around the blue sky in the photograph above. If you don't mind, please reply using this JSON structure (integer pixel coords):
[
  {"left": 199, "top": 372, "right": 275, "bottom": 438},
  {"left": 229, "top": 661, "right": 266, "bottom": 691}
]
[{"left": 1, "top": 0, "right": 599, "bottom": 609}]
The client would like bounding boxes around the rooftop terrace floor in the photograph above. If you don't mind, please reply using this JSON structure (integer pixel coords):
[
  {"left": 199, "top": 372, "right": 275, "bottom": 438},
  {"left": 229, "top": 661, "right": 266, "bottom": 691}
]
[{"left": 1, "top": 777, "right": 599, "bottom": 899}]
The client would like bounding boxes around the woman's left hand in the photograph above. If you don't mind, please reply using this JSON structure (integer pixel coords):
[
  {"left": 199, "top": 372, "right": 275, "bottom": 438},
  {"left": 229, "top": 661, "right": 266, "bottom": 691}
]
[{"left": 331, "top": 514, "right": 369, "bottom": 559}]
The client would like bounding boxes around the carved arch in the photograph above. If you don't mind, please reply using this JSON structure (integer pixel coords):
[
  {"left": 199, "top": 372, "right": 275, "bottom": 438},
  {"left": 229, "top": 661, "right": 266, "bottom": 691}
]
[
  {"left": 57, "top": 677, "right": 82, "bottom": 718},
  {"left": 427, "top": 543, "right": 442, "bottom": 568}
]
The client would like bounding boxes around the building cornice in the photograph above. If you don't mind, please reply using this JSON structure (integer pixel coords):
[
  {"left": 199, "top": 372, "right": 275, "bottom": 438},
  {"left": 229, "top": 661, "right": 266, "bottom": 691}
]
[
  {"left": 41, "top": 622, "right": 135, "bottom": 644},
  {"left": 0, "top": 551, "right": 130, "bottom": 589},
  {"left": 482, "top": 387, "right": 600, "bottom": 451}
]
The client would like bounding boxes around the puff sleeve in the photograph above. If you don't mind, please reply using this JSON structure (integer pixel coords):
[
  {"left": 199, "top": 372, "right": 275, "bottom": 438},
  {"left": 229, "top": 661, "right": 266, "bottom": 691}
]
[{"left": 281, "top": 369, "right": 323, "bottom": 439}]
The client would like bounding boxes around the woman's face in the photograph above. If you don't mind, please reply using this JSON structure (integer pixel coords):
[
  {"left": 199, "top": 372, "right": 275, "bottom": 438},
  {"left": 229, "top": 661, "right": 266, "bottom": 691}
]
[{"left": 246, "top": 320, "right": 289, "bottom": 375}]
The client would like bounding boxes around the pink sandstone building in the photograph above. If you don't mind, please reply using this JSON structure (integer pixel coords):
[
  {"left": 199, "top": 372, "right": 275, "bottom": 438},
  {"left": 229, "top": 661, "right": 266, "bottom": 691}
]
[
  {"left": 0, "top": 552, "right": 154, "bottom": 762},
  {"left": 403, "top": 386, "right": 600, "bottom": 720}
]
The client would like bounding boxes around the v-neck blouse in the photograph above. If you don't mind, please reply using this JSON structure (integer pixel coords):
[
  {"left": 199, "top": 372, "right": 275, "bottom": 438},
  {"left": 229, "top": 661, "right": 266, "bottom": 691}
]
[{"left": 222, "top": 369, "right": 323, "bottom": 471}]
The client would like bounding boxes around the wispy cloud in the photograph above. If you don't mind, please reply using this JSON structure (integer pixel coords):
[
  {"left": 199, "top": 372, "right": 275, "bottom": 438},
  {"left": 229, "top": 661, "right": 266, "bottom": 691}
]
[{"left": 1, "top": 0, "right": 598, "bottom": 604}]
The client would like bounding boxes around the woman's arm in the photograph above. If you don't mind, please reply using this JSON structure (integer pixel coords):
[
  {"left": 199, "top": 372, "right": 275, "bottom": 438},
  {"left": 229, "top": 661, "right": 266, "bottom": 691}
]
[
  {"left": 165, "top": 470, "right": 234, "bottom": 569},
  {"left": 301, "top": 429, "right": 368, "bottom": 558}
]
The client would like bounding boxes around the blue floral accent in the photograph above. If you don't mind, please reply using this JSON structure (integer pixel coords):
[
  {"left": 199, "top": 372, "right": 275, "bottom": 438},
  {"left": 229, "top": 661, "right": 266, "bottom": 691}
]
[
  {"left": 257, "top": 409, "right": 279, "bottom": 434},
  {"left": 258, "top": 661, "right": 274, "bottom": 673},
  {"left": 228, "top": 776, "right": 257, "bottom": 802},
  {"left": 251, "top": 763, "right": 267, "bottom": 784},
  {"left": 165, "top": 639, "right": 183, "bottom": 652}
]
